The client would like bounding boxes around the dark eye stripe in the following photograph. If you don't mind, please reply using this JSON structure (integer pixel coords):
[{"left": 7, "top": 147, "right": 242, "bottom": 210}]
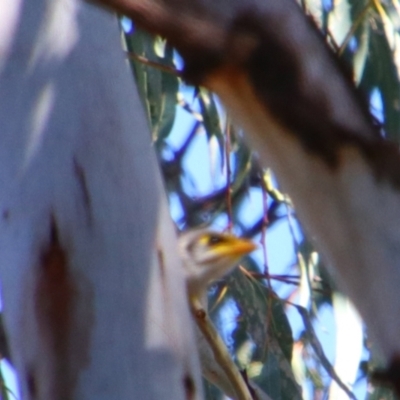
[{"left": 207, "top": 235, "right": 225, "bottom": 246}]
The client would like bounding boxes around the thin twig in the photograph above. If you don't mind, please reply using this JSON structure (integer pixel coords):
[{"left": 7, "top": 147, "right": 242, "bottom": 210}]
[
  {"left": 225, "top": 119, "right": 233, "bottom": 230},
  {"left": 244, "top": 269, "right": 331, "bottom": 296},
  {"left": 338, "top": 1, "right": 372, "bottom": 56},
  {"left": 190, "top": 298, "right": 254, "bottom": 400},
  {"left": 177, "top": 94, "right": 204, "bottom": 121},
  {"left": 251, "top": 272, "right": 300, "bottom": 286},
  {"left": 260, "top": 180, "right": 270, "bottom": 283},
  {"left": 126, "top": 51, "right": 182, "bottom": 76},
  {"left": 175, "top": 121, "right": 202, "bottom": 161}
]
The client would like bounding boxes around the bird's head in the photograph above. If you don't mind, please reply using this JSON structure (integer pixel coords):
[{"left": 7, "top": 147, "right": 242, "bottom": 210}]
[{"left": 179, "top": 229, "right": 257, "bottom": 298}]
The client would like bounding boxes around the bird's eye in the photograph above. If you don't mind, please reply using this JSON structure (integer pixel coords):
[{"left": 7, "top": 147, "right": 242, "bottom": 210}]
[{"left": 207, "top": 235, "right": 224, "bottom": 246}]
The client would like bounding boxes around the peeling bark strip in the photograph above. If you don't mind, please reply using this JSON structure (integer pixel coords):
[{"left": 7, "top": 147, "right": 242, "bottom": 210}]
[{"left": 34, "top": 217, "right": 79, "bottom": 399}]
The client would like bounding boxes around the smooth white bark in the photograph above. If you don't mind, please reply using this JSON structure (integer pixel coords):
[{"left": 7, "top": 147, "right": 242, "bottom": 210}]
[{"left": 0, "top": 1, "right": 201, "bottom": 399}]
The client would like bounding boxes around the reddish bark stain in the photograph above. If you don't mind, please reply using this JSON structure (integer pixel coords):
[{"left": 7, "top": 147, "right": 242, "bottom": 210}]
[
  {"left": 33, "top": 216, "right": 93, "bottom": 399},
  {"left": 183, "top": 374, "right": 196, "bottom": 400}
]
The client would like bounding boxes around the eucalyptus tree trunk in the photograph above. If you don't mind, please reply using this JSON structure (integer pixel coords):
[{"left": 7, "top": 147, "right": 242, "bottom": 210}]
[{"left": 0, "top": 1, "right": 202, "bottom": 399}]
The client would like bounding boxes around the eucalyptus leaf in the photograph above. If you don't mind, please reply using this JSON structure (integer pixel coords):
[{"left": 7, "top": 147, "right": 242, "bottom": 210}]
[
  {"left": 124, "top": 29, "right": 179, "bottom": 143},
  {"left": 367, "top": 386, "right": 397, "bottom": 400},
  {"left": 228, "top": 265, "right": 294, "bottom": 364},
  {"left": 198, "top": 89, "right": 225, "bottom": 166},
  {"left": 227, "top": 267, "right": 269, "bottom": 355},
  {"left": 359, "top": 13, "right": 400, "bottom": 140},
  {"left": 252, "top": 337, "right": 302, "bottom": 400}
]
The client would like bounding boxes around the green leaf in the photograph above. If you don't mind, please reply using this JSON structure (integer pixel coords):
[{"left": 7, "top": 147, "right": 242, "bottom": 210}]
[
  {"left": 328, "top": 0, "right": 352, "bottom": 45},
  {"left": 125, "top": 29, "right": 151, "bottom": 118},
  {"left": 153, "top": 36, "right": 166, "bottom": 58},
  {"left": 124, "top": 29, "right": 179, "bottom": 143},
  {"left": 227, "top": 267, "right": 269, "bottom": 356},
  {"left": 253, "top": 337, "right": 302, "bottom": 400},
  {"left": 198, "top": 89, "right": 225, "bottom": 167},
  {"left": 228, "top": 261, "right": 294, "bottom": 363},
  {"left": 358, "top": 11, "right": 400, "bottom": 141},
  {"left": 152, "top": 44, "right": 180, "bottom": 144},
  {"left": 368, "top": 386, "right": 397, "bottom": 400},
  {"left": 352, "top": 17, "right": 371, "bottom": 85}
]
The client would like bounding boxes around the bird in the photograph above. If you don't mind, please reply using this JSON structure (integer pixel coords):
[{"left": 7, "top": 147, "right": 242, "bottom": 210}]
[
  {"left": 178, "top": 228, "right": 273, "bottom": 400},
  {"left": 178, "top": 228, "right": 257, "bottom": 301}
]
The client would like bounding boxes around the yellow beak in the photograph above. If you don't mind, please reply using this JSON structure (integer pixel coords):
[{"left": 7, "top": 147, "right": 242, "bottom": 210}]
[{"left": 213, "top": 235, "right": 257, "bottom": 257}]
